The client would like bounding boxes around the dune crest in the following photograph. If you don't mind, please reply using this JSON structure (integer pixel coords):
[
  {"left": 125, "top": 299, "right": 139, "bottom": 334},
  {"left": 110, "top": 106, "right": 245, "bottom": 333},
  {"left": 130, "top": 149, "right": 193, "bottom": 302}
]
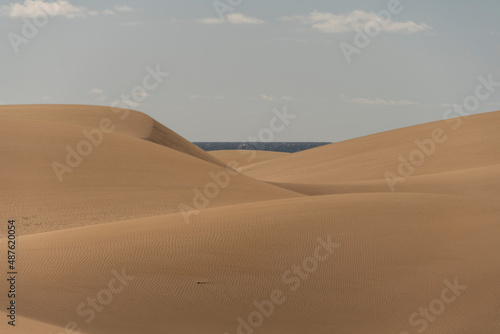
[{"left": 242, "top": 110, "right": 500, "bottom": 184}]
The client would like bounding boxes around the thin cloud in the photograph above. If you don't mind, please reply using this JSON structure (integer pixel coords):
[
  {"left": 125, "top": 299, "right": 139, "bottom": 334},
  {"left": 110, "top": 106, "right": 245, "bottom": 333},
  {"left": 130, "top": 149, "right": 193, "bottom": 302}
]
[
  {"left": 283, "top": 10, "right": 431, "bottom": 34},
  {"left": 281, "top": 96, "right": 294, "bottom": 101},
  {"left": 261, "top": 94, "right": 274, "bottom": 101},
  {"left": 344, "top": 96, "right": 417, "bottom": 106},
  {"left": 90, "top": 88, "right": 106, "bottom": 102},
  {"left": 199, "top": 13, "right": 264, "bottom": 25},
  {"left": 115, "top": 5, "right": 134, "bottom": 13},
  {"left": 199, "top": 17, "right": 224, "bottom": 24},
  {"left": 90, "top": 88, "right": 103, "bottom": 94},
  {"left": 227, "top": 13, "right": 264, "bottom": 24}
]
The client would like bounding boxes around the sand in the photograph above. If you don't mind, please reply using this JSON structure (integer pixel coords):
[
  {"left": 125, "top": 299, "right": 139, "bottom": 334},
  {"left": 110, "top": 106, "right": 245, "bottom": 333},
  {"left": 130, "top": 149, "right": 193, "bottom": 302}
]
[
  {"left": 210, "top": 150, "right": 290, "bottom": 167},
  {"left": 1, "top": 105, "right": 499, "bottom": 334}
]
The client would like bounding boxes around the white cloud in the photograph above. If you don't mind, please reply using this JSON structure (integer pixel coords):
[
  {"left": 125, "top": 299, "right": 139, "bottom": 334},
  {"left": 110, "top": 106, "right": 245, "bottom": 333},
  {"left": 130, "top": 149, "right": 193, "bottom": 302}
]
[
  {"left": 281, "top": 96, "right": 294, "bottom": 101},
  {"left": 283, "top": 10, "right": 431, "bottom": 34},
  {"left": 199, "top": 17, "right": 224, "bottom": 24},
  {"left": 115, "top": 5, "right": 134, "bottom": 12},
  {"left": 227, "top": 13, "right": 264, "bottom": 25},
  {"left": 0, "top": 1, "right": 135, "bottom": 18},
  {"left": 199, "top": 13, "right": 264, "bottom": 25},
  {"left": 344, "top": 96, "right": 417, "bottom": 106},
  {"left": 261, "top": 94, "right": 274, "bottom": 101},
  {"left": 0, "top": 0, "right": 87, "bottom": 18}
]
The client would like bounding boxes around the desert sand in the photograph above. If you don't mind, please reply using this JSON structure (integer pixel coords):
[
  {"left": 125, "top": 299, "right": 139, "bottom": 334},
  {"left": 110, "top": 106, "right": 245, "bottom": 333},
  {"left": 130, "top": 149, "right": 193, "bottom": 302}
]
[
  {"left": 1, "top": 105, "right": 499, "bottom": 334},
  {"left": 210, "top": 150, "right": 290, "bottom": 167}
]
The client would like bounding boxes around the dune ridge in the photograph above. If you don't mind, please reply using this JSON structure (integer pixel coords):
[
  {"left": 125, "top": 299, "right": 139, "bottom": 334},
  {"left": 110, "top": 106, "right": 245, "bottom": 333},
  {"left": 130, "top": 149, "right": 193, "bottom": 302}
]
[
  {"left": 242, "top": 110, "right": 500, "bottom": 184},
  {"left": 0, "top": 104, "right": 225, "bottom": 167},
  {"left": 0, "top": 105, "right": 301, "bottom": 235}
]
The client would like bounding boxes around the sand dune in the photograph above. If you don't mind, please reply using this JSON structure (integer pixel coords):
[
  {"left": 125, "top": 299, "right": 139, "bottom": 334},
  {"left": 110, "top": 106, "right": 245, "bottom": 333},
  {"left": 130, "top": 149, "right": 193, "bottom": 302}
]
[
  {"left": 0, "top": 106, "right": 300, "bottom": 235},
  {"left": 210, "top": 149, "right": 290, "bottom": 167},
  {"left": 269, "top": 163, "right": 500, "bottom": 199},
  {"left": 1, "top": 106, "right": 499, "bottom": 334},
  {"left": 242, "top": 111, "right": 500, "bottom": 184}
]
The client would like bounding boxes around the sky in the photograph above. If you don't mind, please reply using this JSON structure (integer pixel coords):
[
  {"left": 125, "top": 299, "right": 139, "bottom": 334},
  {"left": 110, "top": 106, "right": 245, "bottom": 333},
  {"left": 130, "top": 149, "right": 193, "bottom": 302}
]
[{"left": 1, "top": 0, "right": 500, "bottom": 141}]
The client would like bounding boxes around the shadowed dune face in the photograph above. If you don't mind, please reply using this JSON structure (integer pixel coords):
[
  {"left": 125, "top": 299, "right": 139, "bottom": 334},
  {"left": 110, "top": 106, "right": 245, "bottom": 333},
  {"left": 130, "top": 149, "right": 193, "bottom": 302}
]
[
  {"left": 0, "top": 104, "right": 226, "bottom": 167},
  {"left": 1, "top": 106, "right": 500, "bottom": 334}
]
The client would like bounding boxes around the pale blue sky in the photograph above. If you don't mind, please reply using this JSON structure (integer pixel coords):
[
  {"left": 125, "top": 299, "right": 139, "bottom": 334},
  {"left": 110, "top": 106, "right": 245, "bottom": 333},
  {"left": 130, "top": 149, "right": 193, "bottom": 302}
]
[{"left": 1, "top": 0, "right": 500, "bottom": 141}]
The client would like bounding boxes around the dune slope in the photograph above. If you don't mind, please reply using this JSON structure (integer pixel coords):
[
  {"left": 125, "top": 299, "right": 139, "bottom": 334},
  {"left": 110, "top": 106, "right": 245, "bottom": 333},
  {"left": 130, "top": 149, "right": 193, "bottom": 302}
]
[
  {"left": 0, "top": 109, "right": 301, "bottom": 235},
  {"left": 1, "top": 193, "right": 499, "bottom": 334},
  {"left": 210, "top": 150, "right": 290, "bottom": 167},
  {"left": 242, "top": 111, "right": 500, "bottom": 184}
]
